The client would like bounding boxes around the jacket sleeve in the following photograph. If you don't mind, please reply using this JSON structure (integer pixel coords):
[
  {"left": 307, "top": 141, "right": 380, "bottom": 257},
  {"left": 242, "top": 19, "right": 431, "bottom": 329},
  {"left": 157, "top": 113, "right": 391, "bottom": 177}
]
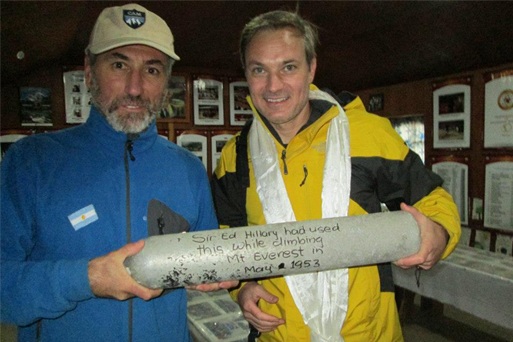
[
  {"left": 413, "top": 187, "right": 461, "bottom": 259},
  {"left": 369, "top": 117, "right": 461, "bottom": 258},
  {"left": 210, "top": 136, "right": 256, "bottom": 301},
  {"left": 211, "top": 135, "right": 248, "bottom": 229},
  {"left": 1, "top": 143, "right": 93, "bottom": 326}
]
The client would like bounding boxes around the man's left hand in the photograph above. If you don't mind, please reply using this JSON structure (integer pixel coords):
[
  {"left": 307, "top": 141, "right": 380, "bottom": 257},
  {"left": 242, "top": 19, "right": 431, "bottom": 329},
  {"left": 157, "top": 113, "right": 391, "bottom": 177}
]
[
  {"left": 187, "top": 280, "right": 239, "bottom": 292},
  {"left": 395, "top": 203, "right": 449, "bottom": 270}
]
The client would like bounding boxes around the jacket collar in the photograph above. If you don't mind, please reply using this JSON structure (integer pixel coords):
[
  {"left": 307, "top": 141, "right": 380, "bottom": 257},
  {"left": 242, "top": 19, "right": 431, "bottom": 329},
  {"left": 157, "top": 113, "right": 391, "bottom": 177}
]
[
  {"left": 85, "top": 106, "right": 158, "bottom": 156},
  {"left": 247, "top": 84, "right": 341, "bottom": 147}
]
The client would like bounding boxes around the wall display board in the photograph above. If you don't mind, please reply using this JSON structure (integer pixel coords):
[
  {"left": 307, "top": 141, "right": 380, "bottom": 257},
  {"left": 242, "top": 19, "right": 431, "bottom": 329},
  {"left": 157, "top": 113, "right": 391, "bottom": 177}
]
[
  {"left": 19, "top": 87, "right": 53, "bottom": 126},
  {"left": 176, "top": 130, "right": 208, "bottom": 170},
  {"left": 484, "top": 159, "right": 513, "bottom": 232},
  {"left": 432, "top": 158, "right": 469, "bottom": 225},
  {"left": 211, "top": 132, "right": 235, "bottom": 173},
  {"left": 432, "top": 78, "right": 471, "bottom": 149},
  {"left": 158, "top": 72, "right": 191, "bottom": 123},
  {"left": 193, "top": 77, "right": 224, "bottom": 126},
  {"left": 0, "top": 131, "right": 30, "bottom": 162},
  {"left": 484, "top": 70, "right": 513, "bottom": 148},
  {"left": 63, "top": 69, "right": 92, "bottom": 124},
  {"left": 229, "top": 81, "right": 253, "bottom": 126}
]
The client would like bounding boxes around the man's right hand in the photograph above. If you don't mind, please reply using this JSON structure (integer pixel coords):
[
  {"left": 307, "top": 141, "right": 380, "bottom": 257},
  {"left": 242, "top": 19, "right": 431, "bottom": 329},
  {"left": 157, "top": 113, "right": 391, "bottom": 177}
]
[
  {"left": 88, "top": 240, "right": 163, "bottom": 301},
  {"left": 237, "top": 281, "right": 285, "bottom": 332}
]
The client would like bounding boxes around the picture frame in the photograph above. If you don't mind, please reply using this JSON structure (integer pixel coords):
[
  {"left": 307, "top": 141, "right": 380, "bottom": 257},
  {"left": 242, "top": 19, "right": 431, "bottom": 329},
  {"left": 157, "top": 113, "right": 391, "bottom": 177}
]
[
  {"left": 176, "top": 130, "right": 208, "bottom": 170},
  {"left": 483, "top": 69, "right": 513, "bottom": 148},
  {"left": 193, "top": 76, "right": 224, "bottom": 126},
  {"left": 19, "top": 87, "right": 53, "bottom": 126},
  {"left": 63, "top": 66, "right": 92, "bottom": 124},
  {"left": 431, "top": 157, "right": 469, "bottom": 226},
  {"left": 229, "top": 81, "right": 253, "bottom": 126},
  {"left": 368, "top": 93, "right": 384, "bottom": 112},
  {"left": 433, "top": 78, "right": 471, "bottom": 149},
  {"left": 158, "top": 72, "right": 191, "bottom": 124},
  {"left": 483, "top": 157, "right": 513, "bottom": 232}
]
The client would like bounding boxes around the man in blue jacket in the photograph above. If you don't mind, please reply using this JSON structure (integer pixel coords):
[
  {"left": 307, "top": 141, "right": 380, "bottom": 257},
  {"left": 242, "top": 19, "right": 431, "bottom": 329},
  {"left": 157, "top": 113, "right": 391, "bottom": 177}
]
[{"left": 1, "top": 4, "right": 235, "bottom": 341}]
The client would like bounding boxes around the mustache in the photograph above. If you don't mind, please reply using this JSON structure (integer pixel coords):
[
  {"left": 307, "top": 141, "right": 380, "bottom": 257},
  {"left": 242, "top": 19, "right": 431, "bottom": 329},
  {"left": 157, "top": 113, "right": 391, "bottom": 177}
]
[{"left": 108, "top": 95, "right": 152, "bottom": 113}]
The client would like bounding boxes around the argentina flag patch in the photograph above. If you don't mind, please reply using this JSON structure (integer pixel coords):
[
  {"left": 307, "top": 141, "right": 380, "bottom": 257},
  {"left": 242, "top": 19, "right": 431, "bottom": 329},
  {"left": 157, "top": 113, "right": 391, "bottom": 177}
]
[{"left": 68, "top": 205, "right": 98, "bottom": 231}]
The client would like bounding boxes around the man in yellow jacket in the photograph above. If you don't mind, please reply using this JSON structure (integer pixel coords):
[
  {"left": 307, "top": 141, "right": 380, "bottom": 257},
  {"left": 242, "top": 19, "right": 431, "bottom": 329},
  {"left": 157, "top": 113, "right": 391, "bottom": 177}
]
[{"left": 211, "top": 10, "right": 461, "bottom": 342}]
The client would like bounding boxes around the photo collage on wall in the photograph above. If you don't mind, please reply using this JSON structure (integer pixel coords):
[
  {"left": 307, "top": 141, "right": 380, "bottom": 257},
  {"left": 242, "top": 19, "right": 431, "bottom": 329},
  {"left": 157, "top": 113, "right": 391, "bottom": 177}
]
[
  {"left": 432, "top": 78, "right": 471, "bottom": 149},
  {"left": 193, "top": 78, "right": 224, "bottom": 126},
  {"left": 431, "top": 71, "right": 513, "bottom": 256},
  {"left": 176, "top": 130, "right": 208, "bottom": 171},
  {"left": 63, "top": 69, "right": 92, "bottom": 124},
  {"left": 229, "top": 81, "right": 253, "bottom": 126},
  {"left": 159, "top": 73, "right": 190, "bottom": 122}
]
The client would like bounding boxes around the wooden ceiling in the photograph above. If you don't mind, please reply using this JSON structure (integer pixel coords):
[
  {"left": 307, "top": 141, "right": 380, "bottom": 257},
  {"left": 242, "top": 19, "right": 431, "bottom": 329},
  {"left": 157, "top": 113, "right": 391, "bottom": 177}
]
[{"left": 2, "top": 1, "right": 512, "bottom": 93}]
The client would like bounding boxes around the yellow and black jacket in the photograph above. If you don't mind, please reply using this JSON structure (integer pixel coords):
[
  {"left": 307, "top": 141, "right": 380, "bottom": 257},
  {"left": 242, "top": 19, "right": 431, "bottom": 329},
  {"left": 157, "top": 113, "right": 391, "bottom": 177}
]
[{"left": 211, "top": 87, "right": 461, "bottom": 341}]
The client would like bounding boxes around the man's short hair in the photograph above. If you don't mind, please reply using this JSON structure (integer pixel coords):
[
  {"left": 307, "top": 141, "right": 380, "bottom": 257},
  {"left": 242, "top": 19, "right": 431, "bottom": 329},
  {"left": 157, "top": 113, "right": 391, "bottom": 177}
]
[{"left": 240, "top": 10, "right": 319, "bottom": 69}]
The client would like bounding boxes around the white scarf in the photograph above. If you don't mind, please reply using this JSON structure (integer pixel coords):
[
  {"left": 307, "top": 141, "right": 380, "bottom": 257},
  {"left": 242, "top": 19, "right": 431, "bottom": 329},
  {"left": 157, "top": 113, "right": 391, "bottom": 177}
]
[{"left": 249, "top": 88, "right": 351, "bottom": 341}]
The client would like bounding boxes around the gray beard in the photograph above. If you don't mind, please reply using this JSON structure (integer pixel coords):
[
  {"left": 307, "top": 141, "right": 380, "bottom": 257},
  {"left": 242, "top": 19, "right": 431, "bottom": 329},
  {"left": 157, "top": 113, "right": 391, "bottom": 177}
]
[{"left": 89, "top": 73, "right": 166, "bottom": 134}]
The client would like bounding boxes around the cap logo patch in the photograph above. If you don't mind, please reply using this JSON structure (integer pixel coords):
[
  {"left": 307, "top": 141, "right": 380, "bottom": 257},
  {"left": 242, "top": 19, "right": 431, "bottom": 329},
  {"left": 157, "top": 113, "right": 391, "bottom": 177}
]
[{"left": 123, "top": 9, "right": 145, "bottom": 29}]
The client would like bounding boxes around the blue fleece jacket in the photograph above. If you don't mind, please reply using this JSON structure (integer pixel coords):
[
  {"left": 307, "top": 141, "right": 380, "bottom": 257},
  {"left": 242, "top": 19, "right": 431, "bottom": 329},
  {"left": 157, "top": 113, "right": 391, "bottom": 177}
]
[{"left": 0, "top": 107, "right": 218, "bottom": 341}]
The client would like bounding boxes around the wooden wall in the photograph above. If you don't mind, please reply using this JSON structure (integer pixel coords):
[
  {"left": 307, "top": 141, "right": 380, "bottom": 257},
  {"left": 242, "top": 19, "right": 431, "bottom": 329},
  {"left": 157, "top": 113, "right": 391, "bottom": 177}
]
[
  {"left": 355, "top": 62, "right": 513, "bottom": 250},
  {"left": 2, "top": 58, "right": 512, "bottom": 249}
]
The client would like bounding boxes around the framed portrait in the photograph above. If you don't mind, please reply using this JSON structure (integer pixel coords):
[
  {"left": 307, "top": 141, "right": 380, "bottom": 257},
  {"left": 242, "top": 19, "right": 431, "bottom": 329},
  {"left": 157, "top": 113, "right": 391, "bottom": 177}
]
[
  {"left": 193, "top": 77, "right": 224, "bottom": 126},
  {"left": 229, "top": 81, "right": 253, "bottom": 126},
  {"left": 211, "top": 131, "right": 235, "bottom": 173},
  {"left": 433, "top": 78, "right": 471, "bottom": 149},
  {"left": 368, "top": 93, "right": 384, "bottom": 112},
  {"left": 0, "top": 131, "right": 30, "bottom": 162},
  {"left": 158, "top": 72, "right": 191, "bottom": 123},
  {"left": 176, "top": 130, "right": 208, "bottom": 170},
  {"left": 63, "top": 67, "right": 92, "bottom": 124},
  {"left": 19, "top": 87, "right": 53, "bottom": 126}
]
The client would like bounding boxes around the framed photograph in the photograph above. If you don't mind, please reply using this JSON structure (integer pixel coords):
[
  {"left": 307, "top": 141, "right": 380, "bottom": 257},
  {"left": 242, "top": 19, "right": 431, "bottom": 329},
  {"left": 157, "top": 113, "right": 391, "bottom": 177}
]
[
  {"left": 211, "top": 131, "right": 235, "bottom": 173},
  {"left": 176, "top": 130, "right": 208, "bottom": 170},
  {"left": 368, "top": 93, "right": 384, "bottom": 112},
  {"left": 433, "top": 78, "right": 471, "bottom": 149},
  {"left": 63, "top": 67, "right": 92, "bottom": 124},
  {"left": 229, "top": 81, "right": 253, "bottom": 126},
  {"left": 19, "top": 87, "right": 53, "bottom": 126},
  {"left": 193, "top": 77, "right": 224, "bottom": 126},
  {"left": 484, "top": 69, "right": 513, "bottom": 148},
  {"left": 158, "top": 72, "right": 191, "bottom": 123},
  {"left": 0, "top": 131, "right": 30, "bottom": 162}
]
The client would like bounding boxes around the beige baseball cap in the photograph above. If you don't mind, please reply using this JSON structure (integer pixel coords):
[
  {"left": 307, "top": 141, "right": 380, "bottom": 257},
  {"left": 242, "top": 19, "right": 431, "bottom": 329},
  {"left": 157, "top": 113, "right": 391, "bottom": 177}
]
[{"left": 86, "top": 3, "right": 180, "bottom": 60}]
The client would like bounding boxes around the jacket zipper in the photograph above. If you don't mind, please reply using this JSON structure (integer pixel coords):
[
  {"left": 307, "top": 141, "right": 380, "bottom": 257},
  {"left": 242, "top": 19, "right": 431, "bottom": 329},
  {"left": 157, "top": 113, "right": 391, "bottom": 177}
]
[
  {"left": 124, "top": 136, "right": 136, "bottom": 342},
  {"left": 281, "top": 149, "right": 288, "bottom": 175}
]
